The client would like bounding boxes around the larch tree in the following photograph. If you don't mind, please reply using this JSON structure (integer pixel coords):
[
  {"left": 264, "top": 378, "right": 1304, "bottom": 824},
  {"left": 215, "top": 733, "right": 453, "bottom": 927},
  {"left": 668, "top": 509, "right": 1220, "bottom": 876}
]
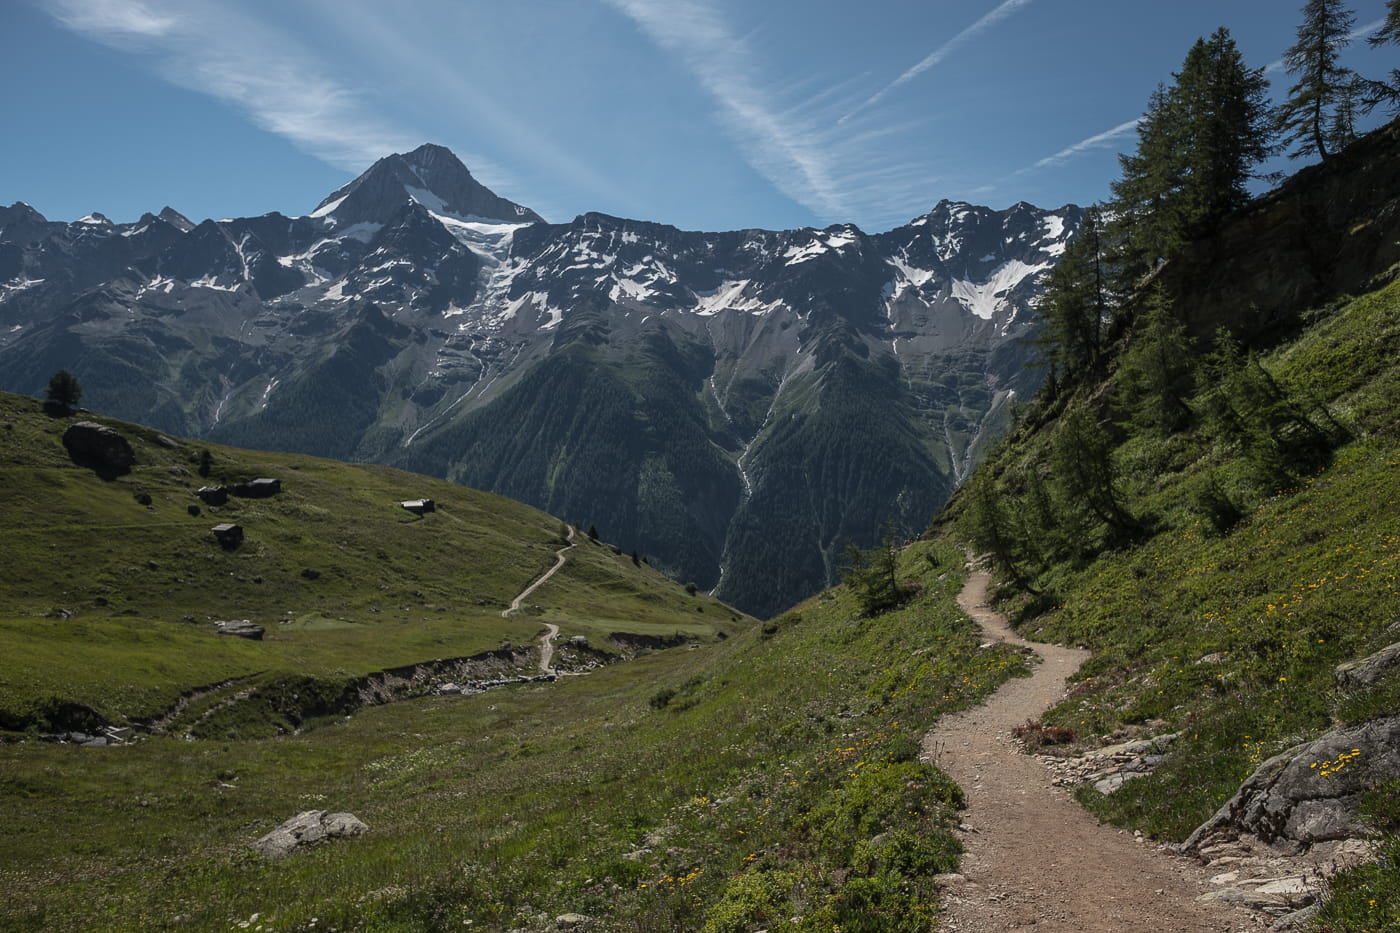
[
  {"left": 1035, "top": 205, "right": 1112, "bottom": 380},
  {"left": 1276, "top": 0, "right": 1358, "bottom": 162},
  {"left": 1364, "top": 0, "right": 1400, "bottom": 113},
  {"left": 1108, "top": 28, "right": 1272, "bottom": 282},
  {"left": 1115, "top": 284, "right": 1197, "bottom": 435}
]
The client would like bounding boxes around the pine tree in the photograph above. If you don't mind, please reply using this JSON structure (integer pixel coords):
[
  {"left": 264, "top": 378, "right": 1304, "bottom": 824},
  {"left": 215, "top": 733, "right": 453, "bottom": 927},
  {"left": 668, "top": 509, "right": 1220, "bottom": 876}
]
[
  {"left": 45, "top": 369, "right": 82, "bottom": 410},
  {"left": 842, "top": 523, "right": 904, "bottom": 616},
  {"left": 1276, "top": 0, "right": 1358, "bottom": 162},
  {"left": 1115, "top": 285, "right": 1196, "bottom": 434},
  {"left": 1109, "top": 86, "right": 1184, "bottom": 277},
  {"left": 958, "top": 471, "right": 1023, "bottom": 583},
  {"left": 1372, "top": 0, "right": 1400, "bottom": 45},
  {"left": 1326, "top": 74, "right": 1361, "bottom": 152},
  {"left": 1049, "top": 407, "right": 1140, "bottom": 539},
  {"left": 1364, "top": 0, "right": 1400, "bottom": 113},
  {"left": 1036, "top": 206, "right": 1111, "bottom": 379},
  {"left": 1108, "top": 29, "right": 1272, "bottom": 281},
  {"left": 1176, "top": 29, "right": 1274, "bottom": 225}
]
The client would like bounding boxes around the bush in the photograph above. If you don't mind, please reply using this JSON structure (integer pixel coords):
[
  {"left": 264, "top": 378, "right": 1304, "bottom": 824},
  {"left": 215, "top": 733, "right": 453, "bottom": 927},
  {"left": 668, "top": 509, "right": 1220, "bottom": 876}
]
[{"left": 1012, "top": 719, "right": 1077, "bottom": 748}]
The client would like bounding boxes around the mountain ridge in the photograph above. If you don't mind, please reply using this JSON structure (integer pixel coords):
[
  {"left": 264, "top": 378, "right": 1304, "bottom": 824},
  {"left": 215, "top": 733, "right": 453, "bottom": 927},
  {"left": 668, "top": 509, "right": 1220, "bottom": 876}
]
[{"left": 0, "top": 146, "right": 1079, "bottom": 615}]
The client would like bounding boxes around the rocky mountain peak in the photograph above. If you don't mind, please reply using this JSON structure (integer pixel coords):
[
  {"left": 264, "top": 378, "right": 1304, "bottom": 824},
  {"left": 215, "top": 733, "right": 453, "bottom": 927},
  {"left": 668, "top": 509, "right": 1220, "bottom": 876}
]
[
  {"left": 310, "top": 144, "right": 544, "bottom": 229},
  {"left": 157, "top": 206, "right": 195, "bottom": 232}
]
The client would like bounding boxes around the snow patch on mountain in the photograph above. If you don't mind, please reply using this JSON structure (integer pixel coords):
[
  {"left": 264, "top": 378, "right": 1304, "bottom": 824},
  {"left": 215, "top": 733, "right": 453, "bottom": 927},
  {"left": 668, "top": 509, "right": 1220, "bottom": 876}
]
[
  {"left": 783, "top": 229, "right": 858, "bottom": 266},
  {"left": 888, "top": 255, "right": 938, "bottom": 292},
  {"left": 0, "top": 277, "right": 44, "bottom": 295},
  {"left": 138, "top": 276, "right": 176, "bottom": 297},
  {"left": 341, "top": 222, "right": 384, "bottom": 243},
  {"left": 311, "top": 195, "right": 347, "bottom": 219},
  {"left": 610, "top": 276, "right": 656, "bottom": 303},
  {"left": 950, "top": 258, "right": 1050, "bottom": 321},
  {"left": 191, "top": 273, "right": 240, "bottom": 292}
]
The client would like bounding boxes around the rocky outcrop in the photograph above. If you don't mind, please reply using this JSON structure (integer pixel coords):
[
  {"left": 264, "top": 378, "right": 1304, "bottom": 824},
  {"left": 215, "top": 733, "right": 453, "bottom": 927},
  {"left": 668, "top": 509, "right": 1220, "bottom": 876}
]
[
  {"left": 1334, "top": 641, "right": 1400, "bottom": 690},
  {"left": 61, "top": 421, "right": 134, "bottom": 475},
  {"left": 1181, "top": 715, "right": 1400, "bottom": 854},
  {"left": 252, "top": 810, "right": 368, "bottom": 858},
  {"left": 1189, "top": 833, "right": 1377, "bottom": 926},
  {"left": 1038, "top": 732, "right": 1178, "bottom": 795}
]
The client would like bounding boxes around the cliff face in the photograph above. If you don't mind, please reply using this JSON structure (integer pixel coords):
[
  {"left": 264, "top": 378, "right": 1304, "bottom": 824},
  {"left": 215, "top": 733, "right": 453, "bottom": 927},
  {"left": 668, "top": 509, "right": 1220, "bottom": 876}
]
[{"left": 1161, "top": 118, "right": 1400, "bottom": 344}]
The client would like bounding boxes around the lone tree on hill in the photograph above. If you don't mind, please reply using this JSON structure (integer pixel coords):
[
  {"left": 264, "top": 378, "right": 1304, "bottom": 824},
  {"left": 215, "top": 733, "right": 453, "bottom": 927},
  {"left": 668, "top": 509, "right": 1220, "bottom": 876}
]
[
  {"left": 45, "top": 370, "right": 82, "bottom": 410},
  {"left": 1276, "top": 0, "right": 1358, "bottom": 162}
]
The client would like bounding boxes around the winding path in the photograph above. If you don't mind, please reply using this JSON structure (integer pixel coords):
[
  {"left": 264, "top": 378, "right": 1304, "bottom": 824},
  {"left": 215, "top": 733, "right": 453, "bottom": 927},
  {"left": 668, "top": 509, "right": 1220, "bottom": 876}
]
[
  {"left": 930, "top": 568, "right": 1257, "bottom": 932},
  {"left": 502, "top": 527, "right": 576, "bottom": 675}
]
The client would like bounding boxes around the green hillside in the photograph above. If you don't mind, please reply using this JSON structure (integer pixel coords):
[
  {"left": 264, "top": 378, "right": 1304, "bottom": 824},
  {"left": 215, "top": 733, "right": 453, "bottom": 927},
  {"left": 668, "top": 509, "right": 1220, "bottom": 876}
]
[
  {"left": 0, "top": 393, "right": 1028, "bottom": 932},
  {"left": 0, "top": 392, "right": 745, "bottom": 735},
  {"left": 940, "top": 120, "right": 1400, "bottom": 928}
]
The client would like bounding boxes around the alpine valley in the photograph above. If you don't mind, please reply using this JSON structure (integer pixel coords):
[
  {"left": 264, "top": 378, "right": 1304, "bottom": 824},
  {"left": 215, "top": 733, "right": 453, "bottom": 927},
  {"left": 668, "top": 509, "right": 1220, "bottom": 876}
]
[{"left": 0, "top": 144, "right": 1078, "bottom": 616}]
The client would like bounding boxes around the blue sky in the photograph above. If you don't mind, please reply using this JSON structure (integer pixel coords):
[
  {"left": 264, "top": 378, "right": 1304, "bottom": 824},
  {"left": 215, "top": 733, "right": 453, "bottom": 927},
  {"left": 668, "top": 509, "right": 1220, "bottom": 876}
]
[{"left": 2, "top": 0, "right": 1395, "bottom": 233}]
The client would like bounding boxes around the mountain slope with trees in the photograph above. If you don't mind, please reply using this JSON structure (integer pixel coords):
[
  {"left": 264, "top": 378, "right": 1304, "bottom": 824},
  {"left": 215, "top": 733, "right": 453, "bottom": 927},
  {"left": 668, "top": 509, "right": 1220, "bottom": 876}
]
[{"left": 941, "top": 8, "right": 1400, "bottom": 923}]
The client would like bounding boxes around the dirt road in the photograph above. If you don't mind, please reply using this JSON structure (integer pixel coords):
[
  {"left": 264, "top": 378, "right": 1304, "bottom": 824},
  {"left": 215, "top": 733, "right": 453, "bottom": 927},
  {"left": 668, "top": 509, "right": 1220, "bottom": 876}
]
[{"left": 930, "top": 568, "right": 1259, "bottom": 932}]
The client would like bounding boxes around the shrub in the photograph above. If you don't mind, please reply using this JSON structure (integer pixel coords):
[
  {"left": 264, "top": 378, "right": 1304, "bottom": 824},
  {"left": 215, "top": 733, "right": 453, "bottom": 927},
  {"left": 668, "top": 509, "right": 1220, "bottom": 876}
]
[{"left": 1012, "top": 719, "right": 1077, "bottom": 748}]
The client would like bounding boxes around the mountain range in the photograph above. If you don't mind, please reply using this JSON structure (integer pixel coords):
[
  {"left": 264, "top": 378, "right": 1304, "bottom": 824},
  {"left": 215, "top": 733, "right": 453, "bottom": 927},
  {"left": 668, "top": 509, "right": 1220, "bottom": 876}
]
[{"left": 0, "top": 144, "right": 1078, "bottom": 616}]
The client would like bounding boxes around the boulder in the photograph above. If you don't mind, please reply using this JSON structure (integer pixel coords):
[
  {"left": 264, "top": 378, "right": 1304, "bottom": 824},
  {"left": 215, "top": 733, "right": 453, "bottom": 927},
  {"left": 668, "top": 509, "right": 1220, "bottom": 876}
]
[
  {"left": 1335, "top": 642, "right": 1400, "bottom": 690},
  {"left": 251, "top": 810, "right": 368, "bottom": 858},
  {"left": 62, "top": 422, "right": 134, "bottom": 475},
  {"left": 214, "top": 619, "right": 265, "bottom": 640},
  {"left": 1181, "top": 715, "right": 1400, "bottom": 853}
]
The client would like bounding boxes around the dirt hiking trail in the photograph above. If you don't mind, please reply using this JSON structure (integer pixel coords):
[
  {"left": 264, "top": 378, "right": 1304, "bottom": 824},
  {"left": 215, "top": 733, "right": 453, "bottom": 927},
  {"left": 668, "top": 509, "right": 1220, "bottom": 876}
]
[
  {"left": 502, "top": 526, "right": 576, "bottom": 620},
  {"left": 501, "top": 527, "right": 576, "bottom": 676},
  {"left": 929, "top": 568, "right": 1260, "bottom": 932}
]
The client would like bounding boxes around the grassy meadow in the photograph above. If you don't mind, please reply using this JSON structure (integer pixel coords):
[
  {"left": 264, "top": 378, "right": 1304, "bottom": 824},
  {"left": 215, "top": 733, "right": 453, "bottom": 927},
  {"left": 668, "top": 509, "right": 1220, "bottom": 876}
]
[{"left": 0, "top": 393, "right": 1028, "bottom": 931}]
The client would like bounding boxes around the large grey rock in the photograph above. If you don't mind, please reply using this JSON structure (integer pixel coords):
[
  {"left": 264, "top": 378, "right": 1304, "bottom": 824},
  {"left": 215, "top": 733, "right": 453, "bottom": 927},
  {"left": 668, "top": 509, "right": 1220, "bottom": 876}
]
[
  {"left": 252, "top": 810, "right": 368, "bottom": 857},
  {"left": 62, "top": 422, "right": 135, "bottom": 475},
  {"left": 1335, "top": 642, "right": 1400, "bottom": 690},
  {"left": 1182, "top": 715, "right": 1400, "bottom": 853},
  {"left": 214, "top": 619, "right": 264, "bottom": 640}
]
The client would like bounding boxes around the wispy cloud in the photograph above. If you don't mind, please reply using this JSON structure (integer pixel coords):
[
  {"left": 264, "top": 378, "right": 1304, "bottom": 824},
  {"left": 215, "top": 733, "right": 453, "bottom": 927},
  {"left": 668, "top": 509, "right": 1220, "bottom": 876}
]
[
  {"left": 43, "top": 0, "right": 421, "bottom": 172},
  {"left": 602, "top": 0, "right": 853, "bottom": 218},
  {"left": 1265, "top": 17, "right": 1386, "bottom": 73},
  {"left": 1016, "top": 118, "right": 1142, "bottom": 176},
  {"left": 840, "top": 0, "right": 1036, "bottom": 124},
  {"left": 47, "top": 0, "right": 178, "bottom": 41}
]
